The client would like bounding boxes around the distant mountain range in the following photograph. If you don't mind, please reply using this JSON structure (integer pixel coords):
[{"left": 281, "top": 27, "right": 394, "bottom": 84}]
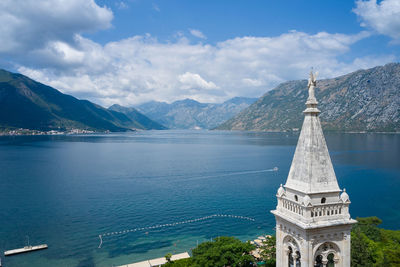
[
  {"left": 135, "top": 97, "right": 257, "bottom": 129},
  {"left": 2, "top": 62, "right": 399, "bottom": 133},
  {"left": 108, "top": 104, "right": 166, "bottom": 130},
  {"left": 216, "top": 63, "right": 400, "bottom": 132},
  {"left": 0, "top": 69, "right": 162, "bottom": 132}
]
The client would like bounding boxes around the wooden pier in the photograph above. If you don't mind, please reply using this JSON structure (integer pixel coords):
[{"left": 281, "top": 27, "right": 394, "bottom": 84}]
[{"left": 4, "top": 244, "right": 48, "bottom": 256}]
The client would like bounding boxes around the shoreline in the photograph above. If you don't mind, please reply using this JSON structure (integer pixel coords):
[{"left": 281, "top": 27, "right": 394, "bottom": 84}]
[{"left": 0, "top": 128, "right": 399, "bottom": 136}]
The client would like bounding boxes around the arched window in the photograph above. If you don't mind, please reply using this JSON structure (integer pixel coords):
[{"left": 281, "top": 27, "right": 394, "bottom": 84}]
[
  {"left": 296, "top": 251, "right": 301, "bottom": 267},
  {"left": 314, "top": 255, "right": 323, "bottom": 267},
  {"left": 321, "top": 197, "right": 326, "bottom": 204},
  {"left": 327, "top": 253, "right": 335, "bottom": 267},
  {"left": 288, "top": 246, "right": 294, "bottom": 267}
]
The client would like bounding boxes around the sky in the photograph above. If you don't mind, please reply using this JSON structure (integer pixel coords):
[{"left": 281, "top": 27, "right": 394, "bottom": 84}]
[{"left": 1, "top": 0, "right": 400, "bottom": 107}]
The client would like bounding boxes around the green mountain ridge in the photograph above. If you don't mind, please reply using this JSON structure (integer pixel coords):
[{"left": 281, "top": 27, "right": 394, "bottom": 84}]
[
  {"left": 0, "top": 69, "right": 160, "bottom": 132},
  {"left": 216, "top": 63, "right": 400, "bottom": 132}
]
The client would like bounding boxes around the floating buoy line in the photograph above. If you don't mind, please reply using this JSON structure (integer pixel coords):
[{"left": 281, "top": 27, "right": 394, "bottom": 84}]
[{"left": 98, "top": 214, "right": 256, "bottom": 248}]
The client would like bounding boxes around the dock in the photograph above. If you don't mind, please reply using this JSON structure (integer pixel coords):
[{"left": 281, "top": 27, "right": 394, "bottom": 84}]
[
  {"left": 116, "top": 252, "right": 190, "bottom": 267},
  {"left": 4, "top": 244, "right": 48, "bottom": 256}
]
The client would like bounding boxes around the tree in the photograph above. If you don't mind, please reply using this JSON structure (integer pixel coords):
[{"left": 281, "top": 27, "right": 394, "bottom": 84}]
[
  {"left": 350, "top": 216, "right": 400, "bottom": 267},
  {"left": 165, "top": 253, "right": 172, "bottom": 262},
  {"left": 163, "top": 258, "right": 192, "bottom": 266},
  {"left": 191, "top": 236, "right": 255, "bottom": 267},
  {"left": 351, "top": 228, "right": 378, "bottom": 267},
  {"left": 260, "top": 235, "right": 276, "bottom": 267},
  {"left": 353, "top": 217, "right": 382, "bottom": 242}
]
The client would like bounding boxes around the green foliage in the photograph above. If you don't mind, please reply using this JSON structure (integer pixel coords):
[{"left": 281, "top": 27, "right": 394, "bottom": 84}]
[
  {"left": 191, "top": 236, "right": 255, "bottom": 267},
  {"left": 260, "top": 235, "right": 276, "bottom": 267},
  {"left": 351, "top": 228, "right": 380, "bottom": 267},
  {"left": 164, "top": 219, "right": 400, "bottom": 267},
  {"left": 351, "top": 217, "right": 400, "bottom": 267},
  {"left": 353, "top": 216, "right": 382, "bottom": 242},
  {"left": 163, "top": 258, "right": 192, "bottom": 266},
  {"left": 165, "top": 253, "right": 172, "bottom": 262}
]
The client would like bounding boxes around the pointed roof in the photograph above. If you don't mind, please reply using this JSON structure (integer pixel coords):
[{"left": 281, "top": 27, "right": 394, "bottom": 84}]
[{"left": 284, "top": 72, "right": 340, "bottom": 194}]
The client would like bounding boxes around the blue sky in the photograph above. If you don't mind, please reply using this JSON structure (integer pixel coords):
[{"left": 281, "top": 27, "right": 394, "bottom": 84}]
[
  {"left": 0, "top": 0, "right": 399, "bottom": 106},
  {"left": 91, "top": 1, "right": 360, "bottom": 43}
]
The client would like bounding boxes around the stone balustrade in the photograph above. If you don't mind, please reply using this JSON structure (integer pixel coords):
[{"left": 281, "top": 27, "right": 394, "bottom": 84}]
[
  {"left": 310, "top": 203, "right": 343, "bottom": 218},
  {"left": 281, "top": 199, "right": 304, "bottom": 216},
  {"left": 279, "top": 198, "right": 347, "bottom": 221}
]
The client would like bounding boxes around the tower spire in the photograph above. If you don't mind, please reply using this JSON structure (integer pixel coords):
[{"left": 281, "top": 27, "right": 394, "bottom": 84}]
[
  {"left": 271, "top": 71, "right": 356, "bottom": 267},
  {"left": 284, "top": 71, "right": 340, "bottom": 194}
]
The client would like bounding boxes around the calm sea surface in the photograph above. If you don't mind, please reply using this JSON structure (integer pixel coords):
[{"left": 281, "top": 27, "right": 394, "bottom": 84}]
[{"left": 0, "top": 130, "right": 399, "bottom": 267}]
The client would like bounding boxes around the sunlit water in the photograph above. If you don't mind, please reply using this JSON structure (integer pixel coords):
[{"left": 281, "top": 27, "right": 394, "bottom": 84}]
[{"left": 0, "top": 130, "right": 399, "bottom": 267}]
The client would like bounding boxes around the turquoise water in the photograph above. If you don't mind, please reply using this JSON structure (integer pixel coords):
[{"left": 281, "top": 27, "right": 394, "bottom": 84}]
[{"left": 0, "top": 131, "right": 399, "bottom": 267}]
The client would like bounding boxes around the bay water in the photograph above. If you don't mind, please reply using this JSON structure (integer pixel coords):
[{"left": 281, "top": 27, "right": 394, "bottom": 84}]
[{"left": 0, "top": 130, "right": 399, "bottom": 267}]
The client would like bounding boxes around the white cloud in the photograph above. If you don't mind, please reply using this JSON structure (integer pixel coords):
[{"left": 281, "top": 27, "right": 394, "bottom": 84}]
[
  {"left": 354, "top": 0, "right": 400, "bottom": 40},
  {"left": 189, "top": 29, "right": 207, "bottom": 39},
  {"left": 178, "top": 72, "right": 218, "bottom": 90},
  {"left": 0, "top": 0, "right": 113, "bottom": 54},
  {"left": 16, "top": 30, "right": 394, "bottom": 107},
  {"left": 1, "top": 1, "right": 395, "bottom": 107}
]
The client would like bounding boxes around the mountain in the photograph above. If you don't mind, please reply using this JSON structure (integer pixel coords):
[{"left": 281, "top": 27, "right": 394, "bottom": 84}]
[
  {"left": 136, "top": 97, "right": 257, "bottom": 129},
  {"left": 108, "top": 104, "right": 167, "bottom": 130},
  {"left": 0, "top": 69, "right": 157, "bottom": 132},
  {"left": 216, "top": 63, "right": 400, "bottom": 132}
]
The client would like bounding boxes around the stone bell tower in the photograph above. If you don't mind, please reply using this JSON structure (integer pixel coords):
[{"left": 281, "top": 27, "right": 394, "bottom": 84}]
[{"left": 271, "top": 72, "right": 356, "bottom": 267}]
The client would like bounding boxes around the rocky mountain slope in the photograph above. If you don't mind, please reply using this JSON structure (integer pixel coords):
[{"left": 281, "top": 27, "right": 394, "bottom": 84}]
[
  {"left": 108, "top": 104, "right": 167, "bottom": 130},
  {"left": 0, "top": 69, "right": 161, "bottom": 132},
  {"left": 136, "top": 97, "right": 257, "bottom": 129},
  {"left": 216, "top": 63, "right": 400, "bottom": 132}
]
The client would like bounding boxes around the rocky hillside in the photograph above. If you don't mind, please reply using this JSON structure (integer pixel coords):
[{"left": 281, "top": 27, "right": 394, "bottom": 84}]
[
  {"left": 0, "top": 69, "right": 161, "bottom": 132},
  {"left": 108, "top": 104, "right": 167, "bottom": 130},
  {"left": 136, "top": 97, "right": 257, "bottom": 129},
  {"left": 216, "top": 63, "right": 400, "bottom": 132}
]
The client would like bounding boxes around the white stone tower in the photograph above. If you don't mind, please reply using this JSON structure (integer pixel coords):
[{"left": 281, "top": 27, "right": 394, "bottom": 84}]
[{"left": 271, "top": 72, "right": 356, "bottom": 267}]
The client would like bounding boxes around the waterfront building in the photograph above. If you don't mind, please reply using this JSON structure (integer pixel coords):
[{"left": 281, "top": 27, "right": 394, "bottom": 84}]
[{"left": 271, "top": 72, "right": 357, "bottom": 267}]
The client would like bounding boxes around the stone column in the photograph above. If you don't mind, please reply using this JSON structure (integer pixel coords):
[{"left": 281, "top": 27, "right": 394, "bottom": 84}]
[
  {"left": 276, "top": 224, "right": 283, "bottom": 267},
  {"left": 322, "top": 255, "right": 328, "bottom": 267},
  {"left": 293, "top": 253, "right": 299, "bottom": 267},
  {"left": 284, "top": 248, "right": 290, "bottom": 267}
]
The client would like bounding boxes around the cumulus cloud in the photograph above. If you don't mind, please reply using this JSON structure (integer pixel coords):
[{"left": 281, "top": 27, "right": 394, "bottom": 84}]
[
  {"left": 178, "top": 72, "right": 218, "bottom": 90},
  {"left": 189, "top": 29, "right": 207, "bottom": 39},
  {"left": 0, "top": 0, "right": 113, "bottom": 55},
  {"left": 354, "top": 0, "right": 400, "bottom": 40},
  {"left": 0, "top": 0, "right": 395, "bottom": 107},
  {"left": 16, "top": 30, "right": 394, "bottom": 107}
]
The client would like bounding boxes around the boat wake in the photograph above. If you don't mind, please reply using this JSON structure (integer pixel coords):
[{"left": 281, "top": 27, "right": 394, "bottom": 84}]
[{"left": 181, "top": 167, "right": 279, "bottom": 182}]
